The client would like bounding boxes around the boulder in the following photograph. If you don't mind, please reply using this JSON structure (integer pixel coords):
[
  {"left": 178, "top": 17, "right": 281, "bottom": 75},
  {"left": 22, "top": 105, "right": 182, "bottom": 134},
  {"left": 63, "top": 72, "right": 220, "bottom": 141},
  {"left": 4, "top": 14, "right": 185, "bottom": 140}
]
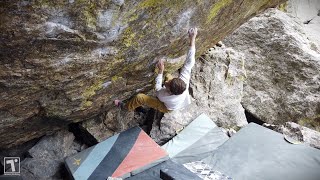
[
  {"left": 20, "top": 129, "right": 81, "bottom": 180},
  {"left": 287, "top": 0, "right": 320, "bottom": 22},
  {"left": 191, "top": 45, "right": 248, "bottom": 128},
  {"left": 0, "top": 138, "right": 39, "bottom": 175},
  {"left": 150, "top": 44, "right": 247, "bottom": 144},
  {"left": 287, "top": 0, "right": 320, "bottom": 51},
  {"left": 0, "top": 0, "right": 285, "bottom": 148},
  {"left": 282, "top": 122, "right": 320, "bottom": 149},
  {"left": 224, "top": 9, "right": 320, "bottom": 130},
  {"left": 263, "top": 122, "right": 320, "bottom": 149},
  {"left": 79, "top": 108, "right": 148, "bottom": 142}
]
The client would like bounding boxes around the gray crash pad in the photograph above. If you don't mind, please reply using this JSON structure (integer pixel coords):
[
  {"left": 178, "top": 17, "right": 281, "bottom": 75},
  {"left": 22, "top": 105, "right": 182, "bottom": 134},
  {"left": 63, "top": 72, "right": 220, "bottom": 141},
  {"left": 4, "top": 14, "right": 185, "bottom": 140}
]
[
  {"left": 162, "top": 114, "right": 229, "bottom": 164},
  {"left": 203, "top": 123, "right": 320, "bottom": 180}
]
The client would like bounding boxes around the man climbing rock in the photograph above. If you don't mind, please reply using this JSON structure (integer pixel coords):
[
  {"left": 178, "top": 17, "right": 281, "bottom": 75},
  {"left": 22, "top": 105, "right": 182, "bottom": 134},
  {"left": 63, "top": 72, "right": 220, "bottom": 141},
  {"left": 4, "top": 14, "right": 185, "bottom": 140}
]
[{"left": 115, "top": 27, "right": 197, "bottom": 113}]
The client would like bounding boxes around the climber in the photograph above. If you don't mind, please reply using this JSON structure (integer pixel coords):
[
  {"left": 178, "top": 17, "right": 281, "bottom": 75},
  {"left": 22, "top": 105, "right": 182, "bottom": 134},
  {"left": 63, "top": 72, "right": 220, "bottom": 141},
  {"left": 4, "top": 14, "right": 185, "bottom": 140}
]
[{"left": 114, "top": 27, "right": 198, "bottom": 113}]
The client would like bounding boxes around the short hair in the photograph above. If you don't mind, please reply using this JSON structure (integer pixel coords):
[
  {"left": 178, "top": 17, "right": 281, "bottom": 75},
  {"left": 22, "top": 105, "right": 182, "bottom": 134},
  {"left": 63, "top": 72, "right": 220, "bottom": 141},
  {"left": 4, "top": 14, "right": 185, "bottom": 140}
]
[{"left": 169, "top": 78, "right": 186, "bottom": 95}]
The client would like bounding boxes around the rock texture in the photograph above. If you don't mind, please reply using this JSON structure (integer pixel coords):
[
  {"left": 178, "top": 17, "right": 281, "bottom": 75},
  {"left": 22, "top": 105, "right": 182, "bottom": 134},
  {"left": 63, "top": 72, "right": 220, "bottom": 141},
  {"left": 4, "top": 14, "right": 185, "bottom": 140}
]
[
  {"left": 287, "top": 0, "right": 320, "bottom": 22},
  {"left": 20, "top": 129, "right": 83, "bottom": 180},
  {"left": 0, "top": 0, "right": 285, "bottom": 148},
  {"left": 263, "top": 122, "right": 320, "bottom": 149},
  {"left": 79, "top": 108, "right": 148, "bottom": 142},
  {"left": 0, "top": 138, "right": 39, "bottom": 175},
  {"left": 287, "top": 0, "right": 320, "bottom": 52},
  {"left": 224, "top": 9, "right": 320, "bottom": 130},
  {"left": 282, "top": 122, "right": 320, "bottom": 149},
  {"left": 150, "top": 44, "right": 247, "bottom": 144}
]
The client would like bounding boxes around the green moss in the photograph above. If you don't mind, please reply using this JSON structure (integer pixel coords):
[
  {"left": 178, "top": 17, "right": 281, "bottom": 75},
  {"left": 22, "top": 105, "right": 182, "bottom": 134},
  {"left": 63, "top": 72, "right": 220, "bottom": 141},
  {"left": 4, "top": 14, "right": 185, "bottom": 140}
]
[
  {"left": 238, "top": 75, "right": 246, "bottom": 81},
  {"left": 82, "top": 10, "right": 97, "bottom": 29},
  {"left": 138, "top": 0, "right": 165, "bottom": 9},
  {"left": 138, "top": 0, "right": 187, "bottom": 11},
  {"left": 111, "top": 75, "right": 121, "bottom": 82},
  {"left": 207, "top": 0, "right": 232, "bottom": 24},
  {"left": 278, "top": 2, "right": 288, "bottom": 12},
  {"left": 241, "top": 58, "right": 245, "bottom": 70},
  {"left": 80, "top": 80, "right": 104, "bottom": 110},
  {"left": 163, "top": 62, "right": 184, "bottom": 75},
  {"left": 80, "top": 100, "right": 93, "bottom": 110},
  {"left": 298, "top": 115, "right": 320, "bottom": 131},
  {"left": 233, "top": 126, "right": 242, "bottom": 132},
  {"left": 82, "top": 80, "right": 103, "bottom": 99},
  {"left": 239, "top": 58, "right": 247, "bottom": 81},
  {"left": 226, "top": 72, "right": 234, "bottom": 85},
  {"left": 128, "top": 14, "right": 139, "bottom": 22},
  {"left": 80, "top": 1, "right": 99, "bottom": 30},
  {"left": 121, "top": 27, "right": 137, "bottom": 48},
  {"left": 33, "top": 0, "right": 66, "bottom": 8},
  {"left": 222, "top": 125, "right": 242, "bottom": 132},
  {"left": 84, "top": 100, "right": 93, "bottom": 107}
]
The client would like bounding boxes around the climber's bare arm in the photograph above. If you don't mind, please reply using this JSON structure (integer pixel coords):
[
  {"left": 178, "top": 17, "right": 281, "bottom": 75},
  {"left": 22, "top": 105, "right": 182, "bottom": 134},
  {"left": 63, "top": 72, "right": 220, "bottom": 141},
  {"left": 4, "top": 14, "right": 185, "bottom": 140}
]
[
  {"left": 180, "top": 28, "right": 197, "bottom": 84},
  {"left": 157, "top": 59, "right": 164, "bottom": 74},
  {"left": 155, "top": 59, "right": 165, "bottom": 91},
  {"left": 189, "top": 27, "right": 197, "bottom": 47}
]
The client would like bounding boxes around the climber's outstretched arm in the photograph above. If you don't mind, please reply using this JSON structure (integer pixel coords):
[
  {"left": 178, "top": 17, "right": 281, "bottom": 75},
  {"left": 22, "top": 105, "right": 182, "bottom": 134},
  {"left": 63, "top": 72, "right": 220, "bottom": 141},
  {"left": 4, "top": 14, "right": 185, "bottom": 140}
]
[
  {"left": 189, "top": 28, "right": 197, "bottom": 47},
  {"left": 155, "top": 59, "right": 165, "bottom": 91},
  {"left": 180, "top": 28, "right": 198, "bottom": 84}
]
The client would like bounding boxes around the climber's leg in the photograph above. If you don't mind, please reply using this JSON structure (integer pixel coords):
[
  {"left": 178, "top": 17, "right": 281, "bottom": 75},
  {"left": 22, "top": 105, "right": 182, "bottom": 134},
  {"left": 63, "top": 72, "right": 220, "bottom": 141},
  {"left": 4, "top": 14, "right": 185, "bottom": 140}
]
[{"left": 120, "top": 93, "right": 169, "bottom": 113}]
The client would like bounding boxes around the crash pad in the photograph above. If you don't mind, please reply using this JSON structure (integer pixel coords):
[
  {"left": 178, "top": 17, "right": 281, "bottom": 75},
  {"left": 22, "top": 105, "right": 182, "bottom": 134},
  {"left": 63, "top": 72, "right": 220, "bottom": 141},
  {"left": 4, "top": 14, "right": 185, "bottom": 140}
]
[
  {"left": 65, "top": 127, "right": 168, "bottom": 180},
  {"left": 183, "top": 161, "right": 233, "bottom": 180},
  {"left": 202, "top": 123, "right": 320, "bottom": 180},
  {"left": 162, "top": 114, "right": 229, "bottom": 164},
  {"left": 128, "top": 159, "right": 201, "bottom": 180}
]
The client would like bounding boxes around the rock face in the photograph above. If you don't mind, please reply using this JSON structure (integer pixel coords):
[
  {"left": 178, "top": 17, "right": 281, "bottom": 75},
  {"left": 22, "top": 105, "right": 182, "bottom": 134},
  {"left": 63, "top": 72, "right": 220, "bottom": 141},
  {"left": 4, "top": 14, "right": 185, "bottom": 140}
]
[
  {"left": 79, "top": 108, "right": 148, "bottom": 142},
  {"left": 224, "top": 9, "right": 320, "bottom": 130},
  {"left": 287, "top": 0, "right": 320, "bottom": 50},
  {"left": 150, "top": 44, "right": 248, "bottom": 144},
  {"left": 281, "top": 122, "right": 320, "bottom": 149},
  {"left": 263, "top": 122, "right": 320, "bottom": 149},
  {"left": 20, "top": 129, "right": 83, "bottom": 180},
  {"left": 0, "top": 138, "right": 39, "bottom": 175},
  {"left": 287, "top": 0, "right": 320, "bottom": 22},
  {"left": 191, "top": 45, "right": 248, "bottom": 128},
  {"left": 0, "top": 0, "right": 285, "bottom": 148}
]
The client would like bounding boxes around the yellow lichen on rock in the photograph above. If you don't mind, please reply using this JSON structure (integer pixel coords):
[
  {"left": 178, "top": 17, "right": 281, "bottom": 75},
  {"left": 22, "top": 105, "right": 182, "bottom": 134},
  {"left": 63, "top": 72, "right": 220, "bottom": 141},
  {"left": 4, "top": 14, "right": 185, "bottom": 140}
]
[
  {"left": 138, "top": 0, "right": 187, "bottom": 11},
  {"left": 278, "top": 2, "right": 288, "bottom": 12},
  {"left": 298, "top": 115, "right": 320, "bottom": 131},
  {"left": 80, "top": 80, "right": 104, "bottom": 109},
  {"left": 138, "top": 0, "right": 165, "bottom": 9},
  {"left": 82, "top": 80, "right": 103, "bottom": 99},
  {"left": 121, "top": 27, "right": 137, "bottom": 48},
  {"left": 111, "top": 75, "right": 121, "bottom": 82},
  {"left": 81, "top": 100, "right": 93, "bottom": 109},
  {"left": 207, "top": 0, "right": 233, "bottom": 24}
]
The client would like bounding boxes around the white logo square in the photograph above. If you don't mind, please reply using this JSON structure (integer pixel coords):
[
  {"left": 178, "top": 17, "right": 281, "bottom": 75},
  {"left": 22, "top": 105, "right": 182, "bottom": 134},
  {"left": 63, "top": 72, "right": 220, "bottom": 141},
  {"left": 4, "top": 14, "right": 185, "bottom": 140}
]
[{"left": 4, "top": 157, "right": 20, "bottom": 175}]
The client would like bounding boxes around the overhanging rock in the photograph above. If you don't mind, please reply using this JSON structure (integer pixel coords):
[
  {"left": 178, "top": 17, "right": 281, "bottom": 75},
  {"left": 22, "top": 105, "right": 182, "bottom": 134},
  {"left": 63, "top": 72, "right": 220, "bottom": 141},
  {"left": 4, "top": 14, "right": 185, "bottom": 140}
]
[{"left": 0, "top": 0, "right": 285, "bottom": 148}]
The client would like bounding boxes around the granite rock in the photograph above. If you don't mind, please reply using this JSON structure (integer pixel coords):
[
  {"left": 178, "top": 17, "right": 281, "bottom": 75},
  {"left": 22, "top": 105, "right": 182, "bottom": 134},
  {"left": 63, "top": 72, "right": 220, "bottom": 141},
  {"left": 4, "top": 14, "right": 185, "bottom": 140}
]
[
  {"left": 0, "top": 0, "right": 285, "bottom": 148},
  {"left": 20, "top": 129, "right": 81, "bottom": 180},
  {"left": 224, "top": 9, "right": 320, "bottom": 130}
]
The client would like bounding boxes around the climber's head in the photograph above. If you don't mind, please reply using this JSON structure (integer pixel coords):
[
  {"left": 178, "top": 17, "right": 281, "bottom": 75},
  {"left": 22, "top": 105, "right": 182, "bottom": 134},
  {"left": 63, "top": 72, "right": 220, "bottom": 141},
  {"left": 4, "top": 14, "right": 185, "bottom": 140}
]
[{"left": 165, "top": 78, "right": 186, "bottom": 95}]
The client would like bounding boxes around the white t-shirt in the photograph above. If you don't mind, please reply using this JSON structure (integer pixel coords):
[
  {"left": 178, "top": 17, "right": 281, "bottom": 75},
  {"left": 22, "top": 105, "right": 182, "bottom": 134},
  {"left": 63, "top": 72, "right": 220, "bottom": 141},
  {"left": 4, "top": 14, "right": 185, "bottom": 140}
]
[{"left": 155, "top": 46, "right": 196, "bottom": 110}]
